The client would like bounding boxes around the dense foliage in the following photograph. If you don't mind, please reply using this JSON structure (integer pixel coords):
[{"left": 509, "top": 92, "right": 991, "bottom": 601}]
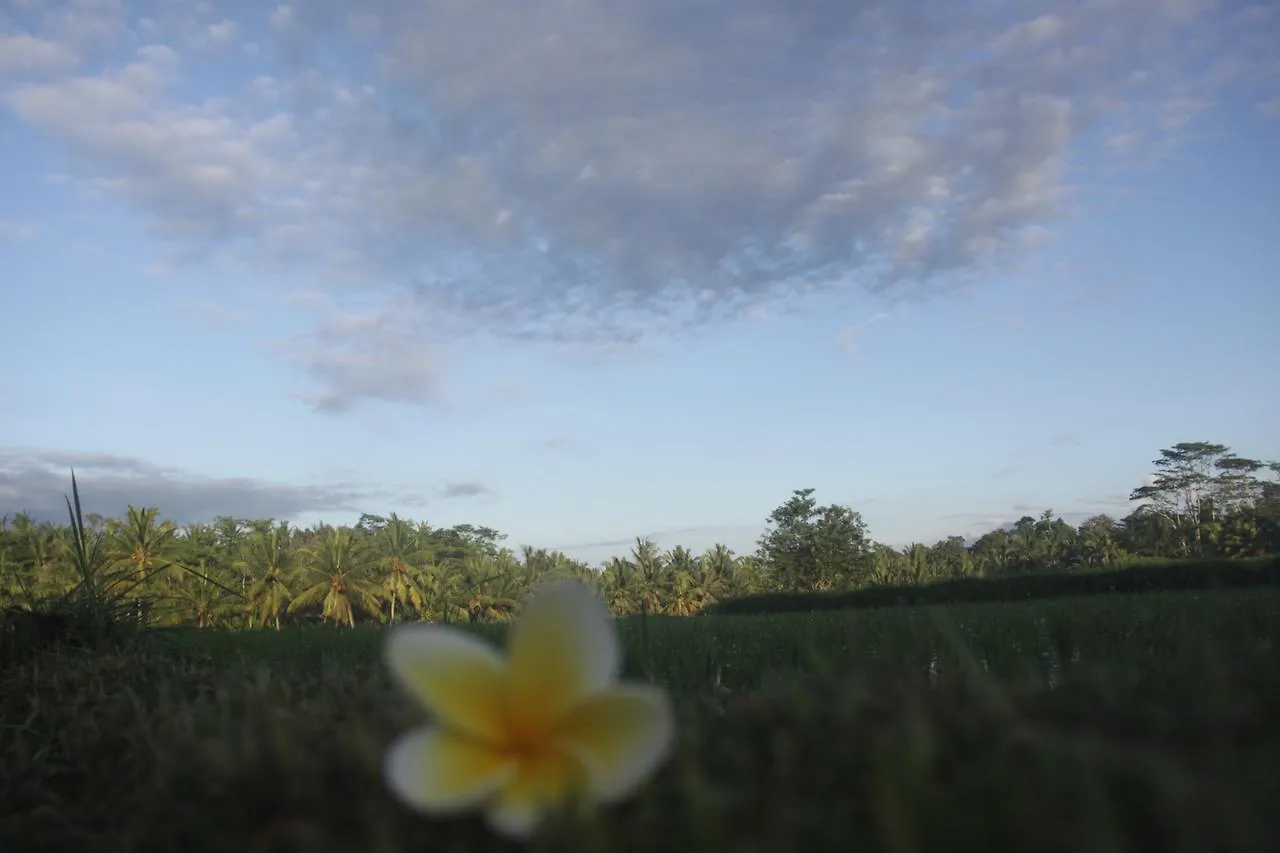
[
  {"left": 2, "top": 440, "right": 1277, "bottom": 630},
  {"left": 708, "top": 555, "right": 1280, "bottom": 615}
]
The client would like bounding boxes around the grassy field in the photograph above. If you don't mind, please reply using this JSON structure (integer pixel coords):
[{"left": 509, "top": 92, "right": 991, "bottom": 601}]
[{"left": 3, "top": 588, "right": 1279, "bottom": 852}]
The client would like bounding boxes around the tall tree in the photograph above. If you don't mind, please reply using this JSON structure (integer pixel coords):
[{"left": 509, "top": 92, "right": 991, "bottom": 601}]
[
  {"left": 757, "top": 488, "right": 873, "bottom": 591},
  {"left": 1129, "top": 442, "right": 1233, "bottom": 555}
]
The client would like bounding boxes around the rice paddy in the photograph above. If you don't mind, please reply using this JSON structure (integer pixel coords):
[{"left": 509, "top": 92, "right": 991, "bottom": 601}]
[{"left": 3, "top": 587, "right": 1278, "bottom": 852}]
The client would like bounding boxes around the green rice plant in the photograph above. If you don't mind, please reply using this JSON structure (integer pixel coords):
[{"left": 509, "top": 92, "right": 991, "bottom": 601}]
[{"left": 3, "top": 587, "right": 1277, "bottom": 852}]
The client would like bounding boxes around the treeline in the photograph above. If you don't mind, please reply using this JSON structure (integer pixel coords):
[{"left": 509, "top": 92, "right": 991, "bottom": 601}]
[
  {"left": 1, "top": 441, "right": 1276, "bottom": 628},
  {"left": 709, "top": 556, "right": 1280, "bottom": 616}
]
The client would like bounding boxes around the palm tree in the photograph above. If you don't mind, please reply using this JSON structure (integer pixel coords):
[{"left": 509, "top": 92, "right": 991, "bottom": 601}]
[
  {"left": 688, "top": 544, "right": 734, "bottom": 610},
  {"left": 1032, "top": 510, "right": 1077, "bottom": 572},
  {"left": 902, "top": 543, "right": 933, "bottom": 584},
  {"left": 168, "top": 558, "right": 241, "bottom": 628},
  {"left": 238, "top": 522, "right": 295, "bottom": 630},
  {"left": 374, "top": 514, "right": 428, "bottom": 623},
  {"left": 1074, "top": 515, "right": 1121, "bottom": 569},
  {"left": 629, "top": 538, "right": 669, "bottom": 615},
  {"left": 419, "top": 559, "right": 469, "bottom": 623},
  {"left": 212, "top": 516, "right": 249, "bottom": 552},
  {"left": 1006, "top": 517, "right": 1044, "bottom": 572},
  {"left": 664, "top": 546, "right": 700, "bottom": 614},
  {"left": 932, "top": 535, "right": 973, "bottom": 580},
  {"left": 9, "top": 514, "right": 69, "bottom": 598},
  {"left": 730, "top": 554, "right": 771, "bottom": 595},
  {"left": 1120, "top": 506, "right": 1186, "bottom": 558},
  {"left": 599, "top": 556, "right": 640, "bottom": 615},
  {"left": 105, "top": 505, "right": 181, "bottom": 620},
  {"left": 867, "top": 543, "right": 906, "bottom": 586},
  {"left": 971, "top": 530, "right": 1015, "bottom": 578},
  {"left": 288, "top": 525, "right": 380, "bottom": 627},
  {"left": 460, "top": 553, "right": 520, "bottom": 622},
  {"left": 0, "top": 547, "right": 32, "bottom": 605}
]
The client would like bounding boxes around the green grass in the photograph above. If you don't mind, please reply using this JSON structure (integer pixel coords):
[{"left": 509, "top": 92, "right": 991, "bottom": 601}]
[{"left": 3, "top": 589, "right": 1279, "bottom": 852}]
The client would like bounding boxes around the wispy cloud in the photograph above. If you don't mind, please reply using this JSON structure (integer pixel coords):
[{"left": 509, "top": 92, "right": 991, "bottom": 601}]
[
  {"left": 438, "top": 480, "right": 494, "bottom": 500},
  {"left": 0, "top": 219, "right": 38, "bottom": 242},
  {"left": 539, "top": 436, "right": 588, "bottom": 455},
  {"left": 835, "top": 312, "right": 890, "bottom": 354},
  {"left": 3, "top": 0, "right": 1274, "bottom": 410},
  {"left": 272, "top": 295, "right": 445, "bottom": 411},
  {"left": 556, "top": 523, "right": 764, "bottom": 554},
  {"left": 1065, "top": 281, "right": 1128, "bottom": 310},
  {"left": 1080, "top": 493, "right": 1132, "bottom": 508},
  {"left": 185, "top": 299, "right": 243, "bottom": 328},
  {"left": 1048, "top": 432, "right": 1085, "bottom": 448},
  {"left": 992, "top": 313, "right": 1031, "bottom": 332}
]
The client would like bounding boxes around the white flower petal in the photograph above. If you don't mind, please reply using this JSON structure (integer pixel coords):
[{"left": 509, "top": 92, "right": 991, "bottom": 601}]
[
  {"left": 385, "top": 624, "right": 508, "bottom": 742},
  {"left": 384, "top": 726, "right": 516, "bottom": 814},
  {"left": 506, "top": 580, "right": 620, "bottom": 733},
  {"left": 483, "top": 751, "right": 586, "bottom": 840},
  {"left": 485, "top": 792, "right": 542, "bottom": 840},
  {"left": 557, "top": 685, "right": 676, "bottom": 802}
]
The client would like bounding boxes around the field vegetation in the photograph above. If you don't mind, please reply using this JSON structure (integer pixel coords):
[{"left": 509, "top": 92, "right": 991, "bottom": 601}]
[{"left": 1, "top": 440, "right": 1278, "bottom": 851}]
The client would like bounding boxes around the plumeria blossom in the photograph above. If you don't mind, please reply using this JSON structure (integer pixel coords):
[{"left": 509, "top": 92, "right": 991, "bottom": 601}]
[{"left": 383, "top": 579, "right": 676, "bottom": 840}]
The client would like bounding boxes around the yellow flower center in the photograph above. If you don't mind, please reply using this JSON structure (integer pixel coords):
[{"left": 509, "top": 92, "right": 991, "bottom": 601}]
[
  {"left": 504, "top": 729, "right": 548, "bottom": 760},
  {"left": 500, "top": 705, "right": 559, "bottom": 756}
]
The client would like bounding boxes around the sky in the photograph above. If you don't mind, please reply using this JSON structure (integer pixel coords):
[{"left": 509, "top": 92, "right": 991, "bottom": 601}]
[{"left": 1, "top": 0, "right": 1278, "bottom": 567}]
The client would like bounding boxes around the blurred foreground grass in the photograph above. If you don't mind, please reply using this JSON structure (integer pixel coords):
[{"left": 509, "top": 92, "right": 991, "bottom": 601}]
[{"left": 2, "top": 589, "right": 1278, "bottom": 852}]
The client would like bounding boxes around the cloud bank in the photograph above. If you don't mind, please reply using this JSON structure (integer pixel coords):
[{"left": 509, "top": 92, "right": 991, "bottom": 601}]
[
  {"left": 0, "top": 448, "right": 456, "bottom": 524},
  {"left": 3, "top": 0, "right": 1275, "bottom": 407}
]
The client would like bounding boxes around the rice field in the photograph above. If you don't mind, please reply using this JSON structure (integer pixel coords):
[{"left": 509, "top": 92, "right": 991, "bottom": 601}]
[{"left": 3, "top": 588, "right": 1278, "bottom": 852}]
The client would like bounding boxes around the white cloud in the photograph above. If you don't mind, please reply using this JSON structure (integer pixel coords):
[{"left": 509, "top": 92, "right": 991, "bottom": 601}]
[
  {"left": 206, "top": 19, "right": 236, "bottom": 43},
  {"left": 269, "top": 5, "right": 293, "bottom": 29},
  {"left": 36, "top": 0, "right": 129, "bottom": 55},
  {"left": 272, "top": 293, "right": 445, "bottom": 412},
  {"left": 0, "top": 219, "right": 38, "bottom": 241},
  {"left": 1104, "top": 131, "right": 1142, "bottom": 156},
  {"left": 2, "top": 0, "right": 1274, "bottom": 410},
  {"left": 991, "top": 14, "right": 1066, "bottom": 54},
  {"left": 185, "top": 298, "right": 242, "bottom": 327},
  {"left": 0, "top": 33, "right": 78, "bottom": 75}
]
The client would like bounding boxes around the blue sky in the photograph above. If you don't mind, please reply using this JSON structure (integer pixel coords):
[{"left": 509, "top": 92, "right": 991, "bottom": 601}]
[{"left": 1, "top": 0, "right": 1278, "bottom": 566}]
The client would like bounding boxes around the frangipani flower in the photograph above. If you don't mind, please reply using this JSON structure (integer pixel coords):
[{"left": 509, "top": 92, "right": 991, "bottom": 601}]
[{"left": 383, "top": 580, "right": 676, "bottom": 840}]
